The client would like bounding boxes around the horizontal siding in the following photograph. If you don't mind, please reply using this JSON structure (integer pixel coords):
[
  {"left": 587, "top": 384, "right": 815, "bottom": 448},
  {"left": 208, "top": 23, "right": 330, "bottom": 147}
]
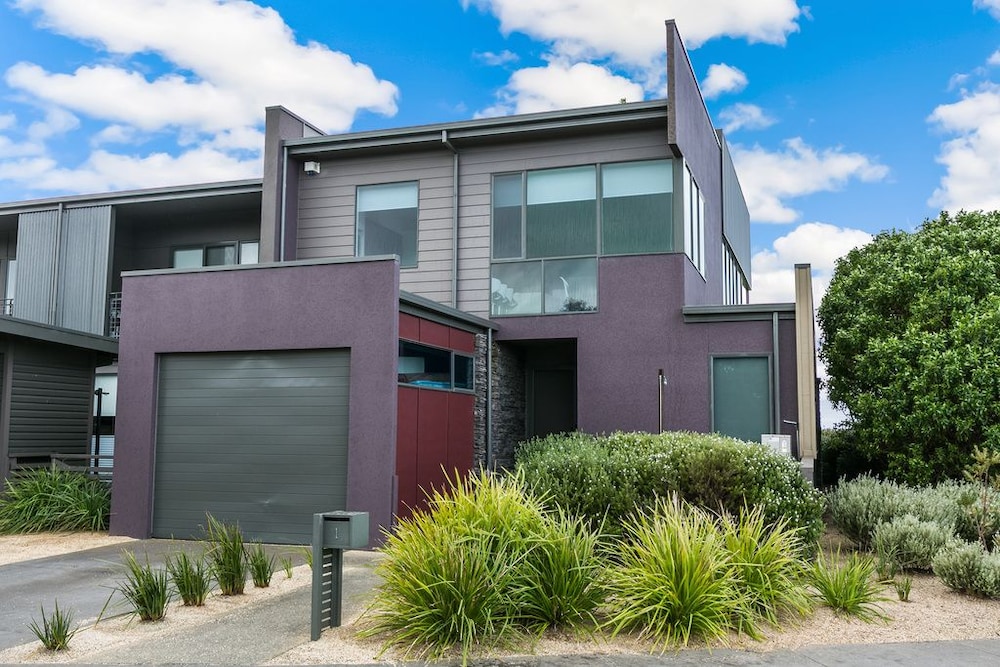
[{"left": 297, "top": 151, "right": 456, "bottom": 304}]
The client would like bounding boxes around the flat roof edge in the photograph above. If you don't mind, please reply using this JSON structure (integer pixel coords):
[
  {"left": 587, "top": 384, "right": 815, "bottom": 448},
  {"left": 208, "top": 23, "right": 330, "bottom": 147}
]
[
  {"left": 0, "top": 179, "right": 263, "bottom": 214},
  {"left": 0, "top": 317, "right": 119, "bottom": 354}
]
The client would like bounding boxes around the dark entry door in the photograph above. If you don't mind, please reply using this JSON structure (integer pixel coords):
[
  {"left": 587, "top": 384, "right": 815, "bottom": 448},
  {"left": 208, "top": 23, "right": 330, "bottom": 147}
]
[{"left": 530, "top": 369, "right": 577, "bottom": 437}]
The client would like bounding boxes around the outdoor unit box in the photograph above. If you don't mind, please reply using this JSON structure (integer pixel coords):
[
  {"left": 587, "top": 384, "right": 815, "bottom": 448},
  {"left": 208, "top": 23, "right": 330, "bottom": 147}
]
[{"left": 318, "top": 511, "right": 369, "bottom": 549}]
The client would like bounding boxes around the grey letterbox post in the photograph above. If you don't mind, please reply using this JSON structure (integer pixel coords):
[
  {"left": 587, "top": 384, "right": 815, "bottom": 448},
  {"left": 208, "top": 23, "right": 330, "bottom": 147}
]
[{"left": 311, "top": 511, "right": 370, "bottom": 640}]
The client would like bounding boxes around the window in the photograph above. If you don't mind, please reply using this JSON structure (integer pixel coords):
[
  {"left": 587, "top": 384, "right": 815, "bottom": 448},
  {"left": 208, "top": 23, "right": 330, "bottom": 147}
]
[
  {"left": 490, "top": 160, "right": 674, "bottom": 316},
  {"left": 683, "top": 164, "right": 705, "bottom": 275},
  {"left": 357, "top": 182, "right": 419, "bottom": 268},
  {"left": 602, "top": 160, "right": 673, "bottom": 255},
  {"left": 722, "top": 244, "right": 748, "bottom": 305},
  {"left": 171, "top": 241, "right": 259, "bottom": 268},
  {"left": 398, "top": 340, "right": 475, "bottom": 392}
]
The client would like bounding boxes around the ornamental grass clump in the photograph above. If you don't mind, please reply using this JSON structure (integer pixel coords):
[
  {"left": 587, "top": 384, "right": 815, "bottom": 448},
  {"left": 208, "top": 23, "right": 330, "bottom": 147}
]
[
  {"left": 166, "top": 550, "right": 212, "bottom": 606},
  {"left": 808, "top": 550, "right": 889, "bottom": 622},
  {"left": 363, "top": 470, "right": 605, "bottom": 665},
  {"left": 247, "top": 541, "right": 275, "bottom": 588},
  {"left": 0, "top": 468, "right": 110, "bottom": 533},
  {"left": 604, "top": 496, "right": 738, "bottom": 649},
  {"left": 118, "top": 550, "right": 171, "bottom": 621},
  {"left": 204, "top": 514, "right": 247, "bottom": 596},
  {"left": 27, "top": 601, "right": 78, "bottom": 651}
]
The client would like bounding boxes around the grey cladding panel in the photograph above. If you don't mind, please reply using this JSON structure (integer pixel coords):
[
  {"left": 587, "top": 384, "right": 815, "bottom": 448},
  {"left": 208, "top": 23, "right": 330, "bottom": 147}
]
[
  {"left": 8, "top": 343, "right": 93, "bottom": 457},
  {"left": 58, "top": 206, "right": 113, "bottom": 335},
  {"left": 153, "top": 350, "right": 351, "bottom": 544},
  {"left": 720, "top": 136, "right": 751, "bottom": 285},
  {"left": 14, "top": 210, "right": 60, "bottom": 325}
]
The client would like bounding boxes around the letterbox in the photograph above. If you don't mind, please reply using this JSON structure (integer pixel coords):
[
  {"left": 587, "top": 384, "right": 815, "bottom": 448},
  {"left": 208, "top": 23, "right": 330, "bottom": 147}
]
[{"left": 318, "top": 510, "right": 369, "bottom": 550}]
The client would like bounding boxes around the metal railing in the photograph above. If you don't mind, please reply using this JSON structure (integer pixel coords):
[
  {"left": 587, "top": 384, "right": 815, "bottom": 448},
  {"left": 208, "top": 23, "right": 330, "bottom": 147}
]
[
  {"left": 8, "top": 452, "right": 114, "bottom": 483},
  {"left": 2, "top": 298, "right": 11, "bottom": 316},
  {"left": 107, "top": 292, "right": 122, "bottom": 338}
]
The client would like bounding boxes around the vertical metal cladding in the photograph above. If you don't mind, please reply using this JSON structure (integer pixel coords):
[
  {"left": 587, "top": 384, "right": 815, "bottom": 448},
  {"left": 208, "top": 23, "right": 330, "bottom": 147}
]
[
  {"left": 13, "top": 210, "right": 60, "bottom": 325},
  {"left": 57, "top": 206, "right": 113, "bottom": 335},
  {"left": 719, "top": 134, "right": 751, "bottom": 285}
]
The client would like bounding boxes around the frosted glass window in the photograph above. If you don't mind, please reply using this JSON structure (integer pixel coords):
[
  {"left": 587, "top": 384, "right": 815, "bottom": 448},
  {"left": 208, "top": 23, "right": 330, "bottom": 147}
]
[
  {"left": 492, "top": 174, "right": 523, "bottom": 259},
  {"left": 357, "top": 182, "right": 419, "bottom": 267},
  {"left": 172, "top": 248, "right": 203, "bottom": 268},
  {"left": 602, "top": 160, "right": 673, "bottom": 255},
  {"left": 543, "top": 258, "right": 597, "bottom": 313},
  {"left": 526, "top": 166, "right": 596, "bottom": 258},
  {"left": 491, "top": 261, "right": 542, "bottom": 315},
  {"left": 239, "top": 241, "right": 259, "bottom": 265}
]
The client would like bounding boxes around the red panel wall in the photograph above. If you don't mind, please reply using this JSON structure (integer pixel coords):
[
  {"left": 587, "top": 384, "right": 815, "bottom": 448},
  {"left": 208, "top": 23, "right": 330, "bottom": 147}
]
[{"left": 395, "top": 316, "right": 477, "bottom": 520}]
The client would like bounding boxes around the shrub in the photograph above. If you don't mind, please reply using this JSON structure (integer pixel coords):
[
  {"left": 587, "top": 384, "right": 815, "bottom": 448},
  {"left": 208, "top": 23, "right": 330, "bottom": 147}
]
[
  {"left": 517, "top": 431, "right": 825, "bottom": 548},
  {"left": 933, "top": 540, "right": 1000, "bottom": 598},
  {"left": 0, "top": 468, "right": 110, "bottom": 533},
  {"left": 204, "top": 514, "right": 247, "bottom": 596},
  {"left": 166, "top": 551, "right": 212, "bottom": 606},
  {"left": 827, "top": 475, "right": 907, "bottom": 550},
  {"left": 247, "top": 541, "right": 274, "bottom": 588},
  {"left": 27, "top": 601, "right": 77, "bottom": 651},
  {"left": 871, "top": 515, "right": 953, "bottom": 572},
  {"left": 118, "top": 550, "right": 170, "bottom": 621},
  {"left": 808, "top": 550, "right": 889, "bottom": 622},
  {"left": 818, "top": 427, "right": 886, "bottom": 487}
]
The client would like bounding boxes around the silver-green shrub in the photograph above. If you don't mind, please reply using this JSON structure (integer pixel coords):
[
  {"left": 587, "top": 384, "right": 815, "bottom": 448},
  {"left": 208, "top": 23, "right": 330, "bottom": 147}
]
[
  {"left": 932, "top": 540, "right": 1000, "bottom": 597},
  {"left": 827, "top": 475, "right": 908, "bottom": 549},
  {"left": 871, "top": 514, "right": 953, "bottom": 572}
]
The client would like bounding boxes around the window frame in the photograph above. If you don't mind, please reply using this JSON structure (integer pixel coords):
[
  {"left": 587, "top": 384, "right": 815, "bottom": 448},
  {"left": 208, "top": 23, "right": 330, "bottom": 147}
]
[
  {"left": 170, "top": 240, "right": 259, "bottom": 269},
  {"left": 397, "top": 339, "right": 476, "bottom": 394},
  {"left": 356, "top": 181, "right": 420, "bottom": 269}
]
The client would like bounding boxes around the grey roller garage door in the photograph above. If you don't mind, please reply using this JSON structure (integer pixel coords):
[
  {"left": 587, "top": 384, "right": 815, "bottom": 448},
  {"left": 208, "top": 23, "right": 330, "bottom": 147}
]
[{"left": 152, "top": 350, "right": 350, "bottom": 544}]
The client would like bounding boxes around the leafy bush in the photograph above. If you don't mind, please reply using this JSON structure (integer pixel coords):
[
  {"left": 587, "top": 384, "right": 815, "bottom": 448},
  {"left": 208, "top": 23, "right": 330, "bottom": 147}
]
[
  {"left": 0, "top": 468, "right": 110, "bottom": 533},
  {"left": 166, "top": 551, "right": 211, "bottom": 606},
  {"left": 818, "top": 427, "right": 886, "bottom": 487},
  {"left": 808, "top": 550, "right": 889, "bottom": 622},
  {"left": 204, "top": 514, "right": 246, "bottom": 596},
  {"left": 871, "top": 515, "right": 952, "bottom": 572},
  {"left": 118, "top": 550, "right": 170, "bottom": 621},
  {"left": 933, "top": 540, "right": 1000, "bottom": 598},
  {"left": 517, "top": 431, "right": 825, "bottom": 548},
  {"left": 27, "top": 601, "right": 77, "bottom": 651},
  {"left": 364, "top": 471, "right": 604, "bottom": 664}
]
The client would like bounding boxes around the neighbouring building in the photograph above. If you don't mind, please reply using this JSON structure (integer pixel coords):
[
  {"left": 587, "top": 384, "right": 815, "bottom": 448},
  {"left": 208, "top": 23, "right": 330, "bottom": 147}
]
[{"left": 0, "top": 22, "right": 818, "bottom": 545}]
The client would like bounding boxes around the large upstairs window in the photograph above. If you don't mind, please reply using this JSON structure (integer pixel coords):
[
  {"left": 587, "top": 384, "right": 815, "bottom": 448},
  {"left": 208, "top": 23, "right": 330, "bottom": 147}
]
[
  {"left": 172, "top": 241, "right": 259, "bottom": 268},
  {"left": 357, "top": 182, "right": 419, "bottom": 268},
  {"left": 490, "top": 159, "right": 672, "bottom": 316}
]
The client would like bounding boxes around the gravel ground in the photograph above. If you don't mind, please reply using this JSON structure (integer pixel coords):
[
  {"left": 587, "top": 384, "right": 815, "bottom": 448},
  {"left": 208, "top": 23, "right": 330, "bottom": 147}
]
[{"left": 1, "top": 532, "right": 999, "bottom": 664}]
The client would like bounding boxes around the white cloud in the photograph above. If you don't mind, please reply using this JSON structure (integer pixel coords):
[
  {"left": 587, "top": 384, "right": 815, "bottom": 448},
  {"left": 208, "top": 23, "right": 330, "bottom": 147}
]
[
  {"left": 475, "top": 50, "right": 520, "bottom": 66},
  {"left": 749, "top": 222, "right": 872, "bottom": 304},
  {"left": 701, "top": 63, "right": 747, "bottom": 99},
  {"left": 975, "top": 0, "right": 1000, "bottom": 19},
  {"left": 26, "top": 107, "right": 79, "bottom": 141},
  {"left": 732, "top": 138, "right": 889, "bottom": 223},
  {"left": 0, "top": 146, "right": 259, "bottom": 194},
  {"left": 0, "top": 114, "right": 15, "bottom": 132},
  {"left": 989, "top": 50, "right": 1000, "bottom": 66},
  {"left": 719, "top": 103, "right": 776, "bottom": 134},
  {"left": 464, "top": 0, "right": 802, "bottom": 70},
  {"left": 11, "top": 0, "right": 398, "bottom": 133},
  {"left": 477, "top": 61, "right": 645, "bottom": 117},
  {"left": 91, "top": 125, "right": 138, "bottom": 146},
  {"left": 928, "top": 82, "right": 1000, "bottom": 211}
]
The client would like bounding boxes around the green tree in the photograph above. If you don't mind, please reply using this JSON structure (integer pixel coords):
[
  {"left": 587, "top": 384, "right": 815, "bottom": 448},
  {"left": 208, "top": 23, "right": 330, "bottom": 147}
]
[{"left": 818, "top": 210, "right": 1000, "bottom": 485}]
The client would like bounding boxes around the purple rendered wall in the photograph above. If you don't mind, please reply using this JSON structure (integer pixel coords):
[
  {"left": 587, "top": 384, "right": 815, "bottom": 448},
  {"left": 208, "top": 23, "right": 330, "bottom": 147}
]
[
  {"left": 110, "top": 258, "right": 400, "bottom": 544},
  {"left": 495, "top": 254, "right": 797, "bottom": 436}
]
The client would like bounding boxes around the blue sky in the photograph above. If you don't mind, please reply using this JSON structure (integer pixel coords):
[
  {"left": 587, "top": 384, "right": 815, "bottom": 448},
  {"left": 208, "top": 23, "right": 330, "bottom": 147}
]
[{"left": 1, "top": 0, "right": 999, "bottom": 311}]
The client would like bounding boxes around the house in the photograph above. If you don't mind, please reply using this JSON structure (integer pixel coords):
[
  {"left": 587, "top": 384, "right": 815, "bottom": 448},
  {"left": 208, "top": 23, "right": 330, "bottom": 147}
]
[{"left": 0, "top": 22, "right": 818, "bottom": 545}]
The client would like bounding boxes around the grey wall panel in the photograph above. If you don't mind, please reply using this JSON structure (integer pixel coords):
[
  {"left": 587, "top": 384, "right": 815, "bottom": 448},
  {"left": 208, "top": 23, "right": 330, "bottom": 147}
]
[
  {"left": 8, "top": 341, "right": 93, "bottom": 457},
  {"left": 719, "top": 135, "right": 751, "bottom": 285},
  {"left": 14, "top": 210, "right": 60, "bottom": 325},
  {"left": 58, "top": 206, "right": 113, "bottom": 335},
  {"left": 297, "top": 151, "right": 456, "bottom": 304},
  {"left": 152, "top": 349, "right": 351, "bottom": 544}
]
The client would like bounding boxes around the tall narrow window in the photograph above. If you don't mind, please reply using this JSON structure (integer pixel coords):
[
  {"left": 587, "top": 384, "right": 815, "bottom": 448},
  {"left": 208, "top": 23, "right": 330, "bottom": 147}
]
[
  {"left": 602, "top": 160, "right": 673, "bottom": 255},
  {"left": 492, "top": 174, "right": 523, "bottom": 259},
  {"left": 357, "top": 182, "right": 419, "bottom": 268},
  {"left": 526, "top": 166, "right": 596, "bottom": 258}
]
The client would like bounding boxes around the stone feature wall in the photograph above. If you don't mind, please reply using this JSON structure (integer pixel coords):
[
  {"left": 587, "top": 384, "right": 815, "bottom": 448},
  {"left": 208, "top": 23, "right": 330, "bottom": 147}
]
[
  {"left": 473, "top": 332, "right": 489, "bottom": 468},
  {"left": 489, "top": 341, "right": 526, "bottom": 470}
]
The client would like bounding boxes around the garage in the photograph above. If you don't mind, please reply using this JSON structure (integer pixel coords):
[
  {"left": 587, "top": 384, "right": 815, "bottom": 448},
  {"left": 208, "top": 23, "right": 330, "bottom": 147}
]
[{"left": 152, "top": 349, "right": 350, "bottom": 544}]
